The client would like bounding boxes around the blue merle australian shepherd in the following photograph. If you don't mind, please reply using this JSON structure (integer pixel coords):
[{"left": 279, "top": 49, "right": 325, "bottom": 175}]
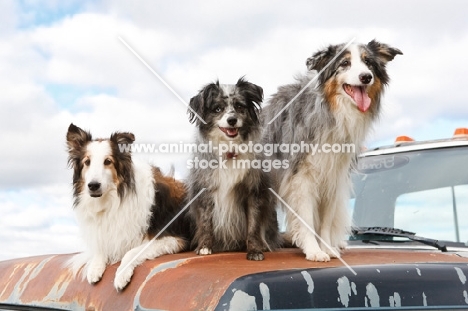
[
  {"left": 187, "top": 77, "right": 281, "bottom": 260},
  {"left": 262, "top": 40, "right": 402, "bottom": 261}
]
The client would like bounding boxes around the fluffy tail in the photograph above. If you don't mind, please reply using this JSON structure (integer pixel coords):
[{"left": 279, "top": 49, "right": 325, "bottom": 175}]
[
  {"left": 167, "top": 164, "right": 175, "bottom": 177},
  {"left": 65, "top": 252, "right": 90, "bottom": 280}
]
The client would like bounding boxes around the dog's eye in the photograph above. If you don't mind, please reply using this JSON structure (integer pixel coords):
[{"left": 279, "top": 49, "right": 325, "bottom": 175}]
[
  {"left": 104, "top": 158, "right": 112, "bottom": 166},
  {"left": 363, "top": 58, "right": 370, "bottom": 65},
  {"left": 214, "top": 107, "right": 222, "bottom": 113},
  {"left": 340, "top": 60, "right": 350, "bottom": 67},
  {"left": 84, "top": 159, "right": 90, "bottom": 166},
  {"left": 235, "top": 103, "right": 245, "bottom": 113}
]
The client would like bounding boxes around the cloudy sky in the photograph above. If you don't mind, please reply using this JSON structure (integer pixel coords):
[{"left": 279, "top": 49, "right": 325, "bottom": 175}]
[{"left": 1, "top": 0, "right": 467, "bottom": 260}]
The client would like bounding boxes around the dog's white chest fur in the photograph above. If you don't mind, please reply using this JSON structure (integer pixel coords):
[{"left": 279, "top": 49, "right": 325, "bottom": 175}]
[{"left": 211, "top": 156, "right": 249, "bottom": 245}]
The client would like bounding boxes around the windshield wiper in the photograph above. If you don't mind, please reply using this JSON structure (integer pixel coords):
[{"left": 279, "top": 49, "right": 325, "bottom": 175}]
[{"left": 351, "top": 226, "right": 448, "bottom": 252}]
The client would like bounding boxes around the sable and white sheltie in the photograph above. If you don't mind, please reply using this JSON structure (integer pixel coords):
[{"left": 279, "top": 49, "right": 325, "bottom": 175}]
[
  {"left": 66, "top": 124, "right": 190, "bottom": 291},
  {"left": 262, "top": 40, "right": 402, "bottom": 261},
  {"left": 187, "top": 77, "right": 281, "bottom": 260}
]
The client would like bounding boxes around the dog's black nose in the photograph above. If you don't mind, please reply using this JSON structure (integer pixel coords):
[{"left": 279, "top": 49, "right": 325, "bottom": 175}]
[
  {"left": 227, "top": 117, "right": 237, "bottom": 126},
  {"left": 88, "top": 182, "right": 101, "bottom": 192},
  {"left": 359, "top": 73, "right": 373, "bottom": 84}
]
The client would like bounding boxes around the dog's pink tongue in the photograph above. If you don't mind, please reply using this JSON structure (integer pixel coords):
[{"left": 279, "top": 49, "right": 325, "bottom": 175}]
[
  {"left": 219, "top": 127, "right": 239, "bottom": 137},
  {"left": 346, "top": 85, "right": 371, "bottom": 112}
]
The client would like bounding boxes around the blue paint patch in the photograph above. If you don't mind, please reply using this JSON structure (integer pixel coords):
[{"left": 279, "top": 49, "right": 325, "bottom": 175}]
[{"left": 7, "top": 256, "right": 54, "bottom": 303}]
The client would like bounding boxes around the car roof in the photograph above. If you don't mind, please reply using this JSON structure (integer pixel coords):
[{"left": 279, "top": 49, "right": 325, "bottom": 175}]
[
  {"left": 1, "top": 248, "right": 468, "bottom": 310},
  {"left": 362, "top": 135, "right": 468, "bottom": 157}
]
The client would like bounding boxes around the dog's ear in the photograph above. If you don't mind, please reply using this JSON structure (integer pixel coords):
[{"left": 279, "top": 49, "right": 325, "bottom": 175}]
[
  {"left": 306, "top": 44, "right": 339, "bottom": 71},
  {"left": 188, "top": 93, "right": 203, "bottom": 125},
  {"left": 367, "top": 40, "right": 403, "bottom": 64},
  {"left": 109, "top": 131, "right": 135, "bottom": 197},
  {"left": 236, "top": 77, "right": 263, "bottom": 123},
  {"left": 110, "top": 132, "right": 135, "bottom": 150},
  {"left": 66, "top": 123, "right": 92, "bottom": 174},
  {"left": 236, "top": 77, "right": 263, "bottom": 106},
  {"left": 66, "top": 123, "right": 92, "bottom": 155},
  {"left": 188, "top": 81, "right": 219, "bottom": 125}
]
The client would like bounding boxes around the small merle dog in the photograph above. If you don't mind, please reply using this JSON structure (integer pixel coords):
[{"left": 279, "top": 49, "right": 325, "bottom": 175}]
[{"left": 187, "top": 77, "right": 281, "bottom": 260}]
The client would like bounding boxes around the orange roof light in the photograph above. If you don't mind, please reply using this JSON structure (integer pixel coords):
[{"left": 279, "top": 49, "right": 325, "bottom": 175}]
[
  {"left": 395, "top": 135, "right": 414, "bottom": 143},
  {"left": 453, "top": 127, "right": 468, "bottom": 138}
]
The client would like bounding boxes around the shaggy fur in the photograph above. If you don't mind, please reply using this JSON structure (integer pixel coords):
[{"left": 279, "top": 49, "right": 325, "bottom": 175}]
[
  {"left": 66, "top": 124, "right": 190, "bottom": 291},
  {"left": 262, "top": 40, "right": 402, "bottom": 261},
  {"left": 187, "top": 77, "right": 281, "bottom": 260}
]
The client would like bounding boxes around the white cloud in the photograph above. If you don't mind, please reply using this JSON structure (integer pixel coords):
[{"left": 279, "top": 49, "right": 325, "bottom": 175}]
[
  {"left": 31, "top": 13, "right": 179, "bottom": 89},
  {"left": 0, "top": 184, "right": 82, "bottom": 260},
  {"left": 0, "top": 0, "right": 18, "bottom": 34}
]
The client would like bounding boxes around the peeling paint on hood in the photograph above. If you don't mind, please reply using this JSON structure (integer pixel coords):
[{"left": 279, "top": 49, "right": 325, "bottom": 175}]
[{"left": 1, "top": 249, "right": 468, "bottom": 310}]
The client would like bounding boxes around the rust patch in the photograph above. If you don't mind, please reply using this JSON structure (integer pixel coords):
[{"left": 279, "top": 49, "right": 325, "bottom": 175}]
[
  {"left": 1, "top": 249, "right": 468, "bottom": 310},
  {"left": 138, "top": 248, "right": 468, "bottom": 310}
]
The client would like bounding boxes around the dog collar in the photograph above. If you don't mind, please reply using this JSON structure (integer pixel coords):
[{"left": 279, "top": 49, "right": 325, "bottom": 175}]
[{"left": 226, "top": 152, "right": 238, "bottom": 159}]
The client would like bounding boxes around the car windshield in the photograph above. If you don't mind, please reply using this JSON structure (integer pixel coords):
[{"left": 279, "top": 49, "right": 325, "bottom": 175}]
[{"left": 350, "top": 146, "right": 468, "bottom": 245}]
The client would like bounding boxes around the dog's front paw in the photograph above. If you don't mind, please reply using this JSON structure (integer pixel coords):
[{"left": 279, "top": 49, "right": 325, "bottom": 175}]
[
  {"left": 247, "top": 250, "right": 264, "bottom": 261},
  {"left": 196, "top": 247, "right": 212, "bottom": 255},
  {"left": 305, "top": 251, "right": 330, "bottom": 262},
  {"left": 114, "top": 265, "right": 134, "bottom": 291},
  {"left": 337, "top": 240, "right": 348, "bottom": 250},
  {"left": 325, "top": 247, "right": 341, "bottom": 259},
  {"left": 87, "top": 261, "right": 106, "bottom": 284}
]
